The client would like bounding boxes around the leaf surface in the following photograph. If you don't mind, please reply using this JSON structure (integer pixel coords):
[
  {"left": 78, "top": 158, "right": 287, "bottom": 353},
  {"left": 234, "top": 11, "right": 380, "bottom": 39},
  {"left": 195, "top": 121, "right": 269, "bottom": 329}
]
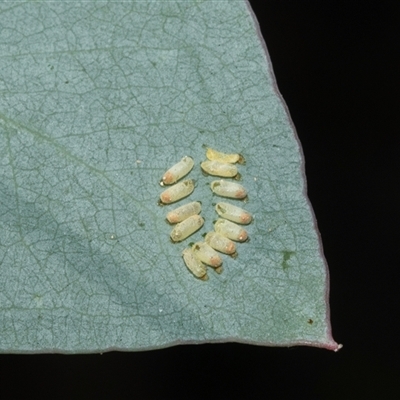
[{"left": 0, "top": 0, "right": 339, "bottom": 352}]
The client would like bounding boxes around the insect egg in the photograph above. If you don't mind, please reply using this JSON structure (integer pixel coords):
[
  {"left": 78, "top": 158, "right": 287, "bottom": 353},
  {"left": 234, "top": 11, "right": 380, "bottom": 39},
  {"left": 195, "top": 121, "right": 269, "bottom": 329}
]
[
  {"left": 166, "top": 201, "right": 202, "bottom": 224},
  {"left": 205, "top": 146, "right": 245, "bottom": 165},
  {"left": 210, "top": 180, "right": 247, "bottom": 200},
  {"left": 200, "top": 160, "right": 238, "bottom": 178},
  {"left": 192, "top": 242, "right": 223, "bottom": 268},
  {"left": 170, "top": 215, "right": 204, "bottom": 242},
  {"left": 204, "top": 232, "right": 236, "bottom": 255},
  {"left": 182, "top": 248, "right": 208, "bottom": 280},
  {"left": 214, "top": 219, "right": 248, "bottom": 242},
  {"left": 161, "top": 156, "right": 194, "bottom": 185},
  {"left": 160, "top": 179, "right": 195, "bottom": 204},
  {"left": 215, "top": 202, "right": 252, "bottom": 224}
]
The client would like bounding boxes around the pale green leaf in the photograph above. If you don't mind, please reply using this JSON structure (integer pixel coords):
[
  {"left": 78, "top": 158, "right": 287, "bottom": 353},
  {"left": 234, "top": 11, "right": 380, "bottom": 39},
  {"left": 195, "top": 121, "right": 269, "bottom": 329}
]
[{"left": 0, "top": 0, "right": 339, "bottom": 352}]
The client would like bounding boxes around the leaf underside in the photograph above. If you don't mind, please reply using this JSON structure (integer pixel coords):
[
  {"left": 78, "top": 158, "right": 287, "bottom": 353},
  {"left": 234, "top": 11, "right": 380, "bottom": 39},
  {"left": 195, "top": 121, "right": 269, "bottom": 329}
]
[{"left": 0, "top": 0, "right": 339, "bottom": 353}]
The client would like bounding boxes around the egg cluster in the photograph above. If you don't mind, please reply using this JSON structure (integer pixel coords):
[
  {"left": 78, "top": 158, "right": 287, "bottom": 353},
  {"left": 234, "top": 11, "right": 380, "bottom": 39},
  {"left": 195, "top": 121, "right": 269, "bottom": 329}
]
[{"left": 159, "top": 148, "right": 252, "bottom": 281}]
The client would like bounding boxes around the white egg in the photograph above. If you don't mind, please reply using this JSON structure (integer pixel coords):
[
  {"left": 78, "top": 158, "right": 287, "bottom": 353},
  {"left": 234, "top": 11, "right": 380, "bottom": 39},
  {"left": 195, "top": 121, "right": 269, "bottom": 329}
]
[
  {"left": 215, "top": 202, "right": 252, "bottom": 224},
  {"left": 214, "top": 218, "right": 248, "bottom": 242},
  {"left": 160, "top": 179, "right": 195, "bottom": 204},
  {"left": 161, "top": 156, "right": 194, "bottom": 185},
  {"left": 182, "top": 248, "right": 208, "bottom": 280},
  {"left": 170, "top": 215, "right": 204, "bottom": 242},
  {"left": 210, "top": 180, "right": 247, "bottom": 199}
]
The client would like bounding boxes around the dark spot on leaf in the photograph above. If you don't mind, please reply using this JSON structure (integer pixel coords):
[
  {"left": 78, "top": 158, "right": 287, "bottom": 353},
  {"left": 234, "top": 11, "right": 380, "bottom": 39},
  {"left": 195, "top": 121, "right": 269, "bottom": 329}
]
[
  {"left": 281, "top": 250, "right": 295, "bottom": 270},
  {"left": 308, "top": 319, "right": 314, "bottom": 325}
]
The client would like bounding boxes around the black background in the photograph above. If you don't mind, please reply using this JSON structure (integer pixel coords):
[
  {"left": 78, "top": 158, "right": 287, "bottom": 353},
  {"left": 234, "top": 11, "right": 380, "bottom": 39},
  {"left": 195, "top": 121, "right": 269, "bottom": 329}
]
[{"left": 1, "top": 1, "right": 399, "bottom": 398}]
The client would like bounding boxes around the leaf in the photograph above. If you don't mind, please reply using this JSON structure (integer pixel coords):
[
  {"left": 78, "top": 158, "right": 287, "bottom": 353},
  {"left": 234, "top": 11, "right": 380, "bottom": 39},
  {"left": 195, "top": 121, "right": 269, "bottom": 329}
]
[{"left": 0, "top": 1, "right": 339, "bottom": 352}]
